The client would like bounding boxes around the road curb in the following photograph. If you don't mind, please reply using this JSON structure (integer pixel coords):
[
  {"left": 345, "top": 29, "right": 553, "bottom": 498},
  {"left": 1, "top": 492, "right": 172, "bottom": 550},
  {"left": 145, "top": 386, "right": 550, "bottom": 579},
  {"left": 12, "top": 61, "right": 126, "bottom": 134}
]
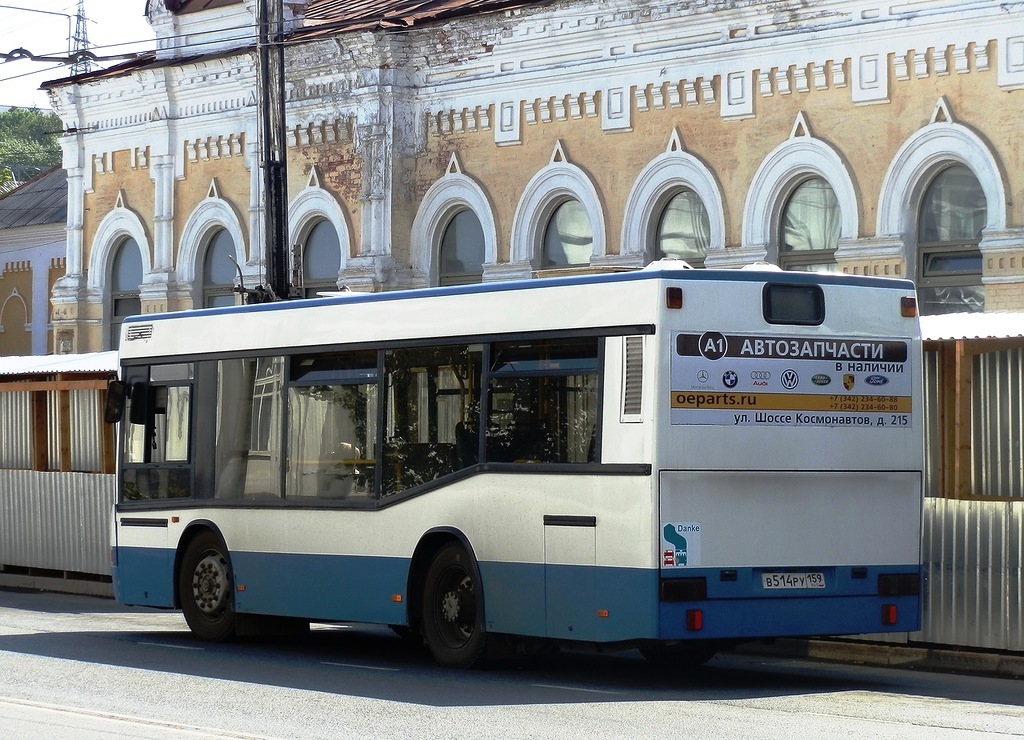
[
  {"left": 0, "top": 573, "right": 113, "bottom": 599},
  {"left": 737, "top": 638, "right": 1024, "bottom": 678}
]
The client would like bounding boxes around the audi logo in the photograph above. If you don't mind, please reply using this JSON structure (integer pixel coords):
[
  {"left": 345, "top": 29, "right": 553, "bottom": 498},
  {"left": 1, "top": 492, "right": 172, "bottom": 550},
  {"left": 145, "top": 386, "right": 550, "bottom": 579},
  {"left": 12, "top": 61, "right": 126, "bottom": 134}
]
[{"left": 749, "top": 371, "right": 771, "bottom": 380}]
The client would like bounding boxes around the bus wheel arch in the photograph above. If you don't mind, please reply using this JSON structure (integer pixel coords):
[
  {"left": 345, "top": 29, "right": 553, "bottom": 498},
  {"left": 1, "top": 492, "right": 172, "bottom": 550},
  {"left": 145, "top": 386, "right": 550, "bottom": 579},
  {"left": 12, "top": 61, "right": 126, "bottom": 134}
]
[
  {"left": 175, "top": 524, "right": 238, "bottom": 642},
  {"left": 410, "top": 530, "right": 487, "bottom": 668}
]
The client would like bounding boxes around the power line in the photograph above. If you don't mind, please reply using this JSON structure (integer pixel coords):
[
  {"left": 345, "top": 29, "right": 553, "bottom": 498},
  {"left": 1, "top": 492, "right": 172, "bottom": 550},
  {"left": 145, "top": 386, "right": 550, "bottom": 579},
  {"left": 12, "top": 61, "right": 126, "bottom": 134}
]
[
  {"left": 0, "top": 60, "right": 66, "bottom": 85},
  {"left": 0, "top": 6, "right": 449, "bottom": 99}
]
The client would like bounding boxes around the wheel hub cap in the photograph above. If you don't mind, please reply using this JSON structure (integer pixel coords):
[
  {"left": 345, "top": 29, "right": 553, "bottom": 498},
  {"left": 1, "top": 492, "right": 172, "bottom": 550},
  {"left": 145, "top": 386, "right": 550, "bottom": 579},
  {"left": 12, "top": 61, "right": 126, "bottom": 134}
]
[{"left": 192, "top": 554, "right": 228, "bottom": 614}]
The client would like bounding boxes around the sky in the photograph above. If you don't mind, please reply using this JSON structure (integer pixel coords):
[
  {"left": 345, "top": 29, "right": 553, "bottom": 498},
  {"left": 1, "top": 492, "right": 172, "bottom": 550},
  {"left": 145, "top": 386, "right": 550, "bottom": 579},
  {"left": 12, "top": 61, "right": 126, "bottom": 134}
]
[{"left": 0, "top": 1, "right": 155, "bottom": 110}]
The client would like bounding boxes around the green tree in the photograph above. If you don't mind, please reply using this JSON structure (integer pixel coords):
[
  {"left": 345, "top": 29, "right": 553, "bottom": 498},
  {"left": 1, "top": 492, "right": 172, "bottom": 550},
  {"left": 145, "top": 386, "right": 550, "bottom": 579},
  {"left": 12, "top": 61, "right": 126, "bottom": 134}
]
[
  {"left": 0, "top": 167, "right": 14, "bottom": 194},
  {"left": 0, "top": 107, "right": 62, "bottom": 184}
]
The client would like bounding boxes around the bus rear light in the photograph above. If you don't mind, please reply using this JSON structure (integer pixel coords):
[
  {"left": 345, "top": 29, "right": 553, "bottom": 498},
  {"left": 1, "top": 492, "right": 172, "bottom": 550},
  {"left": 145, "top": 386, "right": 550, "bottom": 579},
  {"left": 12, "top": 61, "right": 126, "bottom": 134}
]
[
  {"left": 900, "top": 296, "right": 918, "bottom": 318},
  {"left": 686, "top": 609, "right": 703, "bottom": 631},
  {"left": 666, "top": 287, "right": 683, "bottom": 309},
  {"left": 878, "top": 573, "right": 920, "bottom": 596},
  {"left": 392, "top": 594, "right": 403, "bottom": 603},
  {"left": 882, "top": 604, "right": 898, "bottom": 626}
]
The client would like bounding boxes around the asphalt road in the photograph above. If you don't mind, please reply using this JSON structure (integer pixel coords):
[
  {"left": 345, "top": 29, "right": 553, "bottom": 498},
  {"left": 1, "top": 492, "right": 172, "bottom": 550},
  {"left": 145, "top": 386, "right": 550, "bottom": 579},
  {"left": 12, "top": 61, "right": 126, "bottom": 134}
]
[{"left": 1, "top": 589, "right": 1022, "bottom": 739}]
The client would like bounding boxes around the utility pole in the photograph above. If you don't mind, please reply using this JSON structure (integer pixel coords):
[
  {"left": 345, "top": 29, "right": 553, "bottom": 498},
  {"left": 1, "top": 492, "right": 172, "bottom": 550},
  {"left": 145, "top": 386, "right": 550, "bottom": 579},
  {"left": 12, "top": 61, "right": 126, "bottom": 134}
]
[
  {"left": 71, "top": 0, "right": 92, "bottom": 76},
  {"left": 256, "top": 0, "right": 290, "bottom": 300}
]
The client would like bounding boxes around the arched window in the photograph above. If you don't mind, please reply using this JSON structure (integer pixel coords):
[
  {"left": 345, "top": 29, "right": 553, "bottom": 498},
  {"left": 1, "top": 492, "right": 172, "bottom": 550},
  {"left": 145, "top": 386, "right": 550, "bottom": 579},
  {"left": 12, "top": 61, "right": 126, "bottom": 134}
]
[
  {"left": 202, "top": 229, "right": 237, "bottom": 308},
  {"left": 110, "top": 238, "right": 142, "bottom": 349},
  {"left": 542, "top": 200, "right": 592, "bottom": 268},
  {"left": 439, "top": 209, "right": 485, "bottom": 286},
  {"left": 301, "top": 220, "right": 341, "bottom": 297},
  {"left": 656, "top": 189, "right": 710, "bottom": 267},
  {"left": 778, "top": 177, "right": 840, "bottom": 272},
  {"left": 1, "top": 291, "right": 30, "bottom": 355},
  {"left": 917, "top": 164, "right": 986, "bottom": 315}
]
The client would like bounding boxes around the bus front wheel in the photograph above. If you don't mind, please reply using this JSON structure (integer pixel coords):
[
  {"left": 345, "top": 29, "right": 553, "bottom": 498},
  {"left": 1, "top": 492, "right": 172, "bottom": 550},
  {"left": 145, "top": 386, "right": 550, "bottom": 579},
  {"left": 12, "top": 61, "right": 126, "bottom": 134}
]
[
  {"left": 421, "top": 543, "right": 486, "bottom": 668},
  {"left": 178, "top": 531, "right": 238, "bottom": 641}
]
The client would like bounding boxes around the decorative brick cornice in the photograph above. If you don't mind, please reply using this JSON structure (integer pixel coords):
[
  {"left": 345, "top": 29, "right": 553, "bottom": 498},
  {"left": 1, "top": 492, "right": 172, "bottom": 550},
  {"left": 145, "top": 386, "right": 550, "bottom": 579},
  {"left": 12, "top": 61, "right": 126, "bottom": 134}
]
[
  {"left": 291, "top": 117, "right": 355, "bottom": 147},
  {"left": 184, "top": 133, "right": 246, "bottom": 162}
]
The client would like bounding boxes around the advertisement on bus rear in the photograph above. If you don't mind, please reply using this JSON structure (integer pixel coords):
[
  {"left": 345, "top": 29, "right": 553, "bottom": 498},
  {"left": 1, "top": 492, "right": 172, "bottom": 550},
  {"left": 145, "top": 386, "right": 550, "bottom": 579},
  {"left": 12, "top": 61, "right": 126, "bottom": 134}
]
[{"left": 670, "top": 331, "right": 913, "bottom": 428}]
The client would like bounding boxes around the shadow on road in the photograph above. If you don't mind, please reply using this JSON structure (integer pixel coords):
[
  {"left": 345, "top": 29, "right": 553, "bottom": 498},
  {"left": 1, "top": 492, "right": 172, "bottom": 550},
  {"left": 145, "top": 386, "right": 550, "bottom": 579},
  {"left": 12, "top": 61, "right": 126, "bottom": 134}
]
[{"left": 1, "top": 588, "right": 1020, "bottom": 709}]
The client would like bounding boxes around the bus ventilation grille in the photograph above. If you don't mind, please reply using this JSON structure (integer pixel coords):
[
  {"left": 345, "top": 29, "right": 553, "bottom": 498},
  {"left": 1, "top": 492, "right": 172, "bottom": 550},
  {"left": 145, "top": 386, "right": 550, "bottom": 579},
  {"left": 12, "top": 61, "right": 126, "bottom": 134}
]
[
  {"left": 124, "top": 324, "right": 154, "bottom": 341},
  {"left": 622, "top": 336, "right": 643, "bottom": 416}
]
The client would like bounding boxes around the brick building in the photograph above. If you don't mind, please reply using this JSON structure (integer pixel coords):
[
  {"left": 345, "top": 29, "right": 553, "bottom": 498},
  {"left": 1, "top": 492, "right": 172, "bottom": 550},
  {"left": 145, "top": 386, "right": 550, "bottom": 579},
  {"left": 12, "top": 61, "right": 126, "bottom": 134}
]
[
  {"left": 0, "top": 167, "right": 66, "bottom": 355},
  {"left": 42, "top": 0, "right": 1023, "bottom": 352}
]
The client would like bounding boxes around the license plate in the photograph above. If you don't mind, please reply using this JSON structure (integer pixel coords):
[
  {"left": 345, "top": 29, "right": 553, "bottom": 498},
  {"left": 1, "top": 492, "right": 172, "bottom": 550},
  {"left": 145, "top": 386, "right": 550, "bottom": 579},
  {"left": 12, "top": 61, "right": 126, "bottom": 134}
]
[{"left": 761, "top": 572, "right": 826, "bottom": 590}]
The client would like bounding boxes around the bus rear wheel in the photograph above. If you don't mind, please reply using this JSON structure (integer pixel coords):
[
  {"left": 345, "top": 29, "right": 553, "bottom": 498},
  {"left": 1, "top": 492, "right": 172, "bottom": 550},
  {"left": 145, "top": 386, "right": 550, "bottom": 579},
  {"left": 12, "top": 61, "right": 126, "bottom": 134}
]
[
  {"left": 178, "top": 531, "right": 238, "bottom": 641},
  {"left": 421, "top": 543, "right": 486, "bottom": 668}
]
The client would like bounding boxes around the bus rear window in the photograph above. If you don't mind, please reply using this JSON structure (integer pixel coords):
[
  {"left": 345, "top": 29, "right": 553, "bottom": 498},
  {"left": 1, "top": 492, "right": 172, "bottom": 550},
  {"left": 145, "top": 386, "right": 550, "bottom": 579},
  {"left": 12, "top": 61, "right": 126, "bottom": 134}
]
[{"left": 762, "top": 283, "right": 824, "bottom": 325}]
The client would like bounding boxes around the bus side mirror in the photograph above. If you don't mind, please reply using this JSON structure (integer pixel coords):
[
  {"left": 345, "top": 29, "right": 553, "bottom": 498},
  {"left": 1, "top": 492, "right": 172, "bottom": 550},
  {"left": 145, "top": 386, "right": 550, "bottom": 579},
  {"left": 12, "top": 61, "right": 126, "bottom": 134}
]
[
  {"left": 128, "top": 381, "right": 149, "bottom": 426},
  {"left": 104, "top": 380, "right": 126, "bottom": 424}
]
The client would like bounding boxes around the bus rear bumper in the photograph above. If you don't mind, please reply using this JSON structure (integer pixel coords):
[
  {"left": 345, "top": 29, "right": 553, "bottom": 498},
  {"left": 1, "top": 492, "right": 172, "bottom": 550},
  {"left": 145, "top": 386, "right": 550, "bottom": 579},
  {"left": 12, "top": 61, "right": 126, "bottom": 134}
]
[
  {"left": 657, "top": 593, "right": 921, "bottom": 641},
  {"left": 655, "top": 563, "right": 922, "bottom": 640}
]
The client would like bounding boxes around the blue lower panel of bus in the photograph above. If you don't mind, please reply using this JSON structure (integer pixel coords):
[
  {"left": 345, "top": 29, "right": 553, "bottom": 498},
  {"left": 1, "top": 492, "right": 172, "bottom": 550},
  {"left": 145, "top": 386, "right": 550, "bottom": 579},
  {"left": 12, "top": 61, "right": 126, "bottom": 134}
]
[
  {"left": 113, "top": 547, "right": 176, "bottom": 607},
  {"left": 114, "top": 546, "right": 920, "bottom": 643},
  {"left": 230, "top": 551, "right": 409, "bottom": 625},
  {"left": 482, "top": 561, "right": 661, "bottom": 642},
  {"left": 111, "top": 546, "right": 410, "bottom": 625}
]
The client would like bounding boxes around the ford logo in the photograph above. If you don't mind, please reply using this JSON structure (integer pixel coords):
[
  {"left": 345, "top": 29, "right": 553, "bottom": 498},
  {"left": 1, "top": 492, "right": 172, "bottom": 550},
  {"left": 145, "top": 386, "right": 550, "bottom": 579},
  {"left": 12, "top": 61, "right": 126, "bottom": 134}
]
[
  {"left": 811, "top": 374, "right": 831, "bottom": 386},
  {"left": 865, "top": 375, "right": 889, "bottom": 386}
]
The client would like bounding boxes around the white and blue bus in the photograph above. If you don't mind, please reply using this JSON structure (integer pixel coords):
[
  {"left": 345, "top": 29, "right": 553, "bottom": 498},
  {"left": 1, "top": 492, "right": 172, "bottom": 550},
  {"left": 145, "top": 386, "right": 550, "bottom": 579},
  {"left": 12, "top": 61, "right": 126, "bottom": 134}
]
[{"left": 108, "top": 263, "right": 923, "bottom": 667}]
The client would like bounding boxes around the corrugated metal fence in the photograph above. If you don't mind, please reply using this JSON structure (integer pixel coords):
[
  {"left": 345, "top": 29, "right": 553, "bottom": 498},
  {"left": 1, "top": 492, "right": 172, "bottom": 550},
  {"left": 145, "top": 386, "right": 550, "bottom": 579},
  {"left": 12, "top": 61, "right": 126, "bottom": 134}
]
[
  {"left": 914, "top": 345, "right": 1023, "bottom": 651},
  {"left": 973, "top": 347, "right": 1024, "bottom": 500},
  {"left": 0, "top": 470, "right": 115, "bottom": 576},
  {"left": 922, "top": 498, "right": 1024, "bottom": 651},
  {"left": 0, "top": 391, "right": 31, "bottom": 469},
  {"left": 0, "top": 354, "right": 116, "bottom": 584},
  {"left": 49, "top": 389, "right": 107, "bottom": 472},
  {"left": 0, "top": 389, "right": 108, "bottom": 471}
]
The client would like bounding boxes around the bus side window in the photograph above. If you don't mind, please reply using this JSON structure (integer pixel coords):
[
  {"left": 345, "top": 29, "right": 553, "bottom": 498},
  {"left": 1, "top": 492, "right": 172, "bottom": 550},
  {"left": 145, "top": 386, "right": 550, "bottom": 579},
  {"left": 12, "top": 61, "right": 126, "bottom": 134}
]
[
  {"left": 149, "top": 385, "right": 191, "bottom": 463},
  {"left": 123, "top": 379, "right": 190, "bottom": 465},
  {"left": 287, "top": 382, "right": 377, "bottom": 500},
  {"left": 121, "top": 364, "right": 194, "bottom": 501},
  {"left": 214, "top": 357, "right": 284, "bottom": 500},
  {"left": 286, "top": 350, "right": 379, "bottom": 501},
  {"left": 382, "top": 344, "right": 482, "bottom": 496},
  {"left": 485, "top": 338, "right": 600, "bottom": 464}
]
